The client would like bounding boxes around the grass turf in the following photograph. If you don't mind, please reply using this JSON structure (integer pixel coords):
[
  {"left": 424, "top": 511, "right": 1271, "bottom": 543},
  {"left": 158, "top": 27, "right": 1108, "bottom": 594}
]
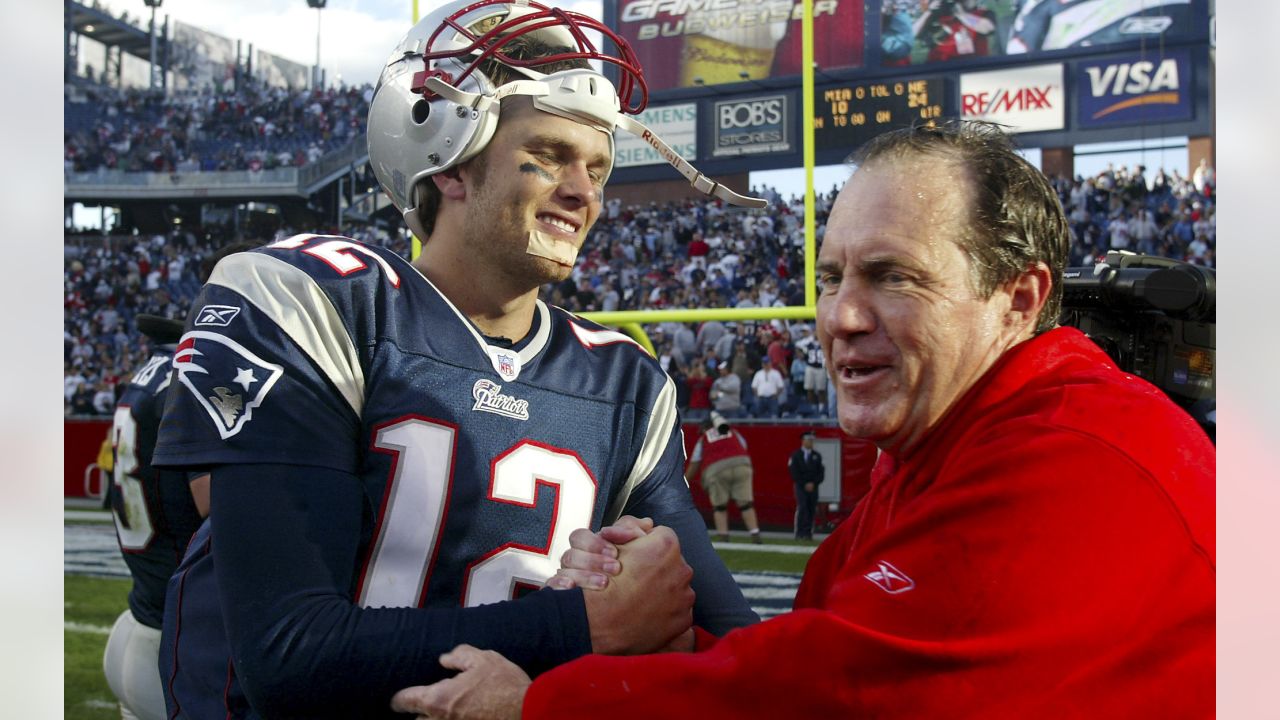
[
  {"left": 64, "top": 574, "right": 130, "bottom": 720},
  {"left": 62, "top": 539, "right": 809, "bottom": 715}
]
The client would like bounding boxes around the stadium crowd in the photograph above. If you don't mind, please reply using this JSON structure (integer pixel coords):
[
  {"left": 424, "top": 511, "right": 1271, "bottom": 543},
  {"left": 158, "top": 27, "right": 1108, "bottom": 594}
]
[
  {"left": 64, "top": 160, "right": 1215, "bottom": 419},
  {"left": 65, "top": 78, "right": 372, "bottom": 175}
]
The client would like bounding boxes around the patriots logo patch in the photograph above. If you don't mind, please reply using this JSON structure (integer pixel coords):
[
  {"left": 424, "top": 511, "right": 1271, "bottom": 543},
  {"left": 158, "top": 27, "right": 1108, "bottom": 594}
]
[
  {"left": 195, "top": 304, "right": 242, "bottom": 327},
  {"left": 173, "top": 331, "right": 284, "bottom": 439}
]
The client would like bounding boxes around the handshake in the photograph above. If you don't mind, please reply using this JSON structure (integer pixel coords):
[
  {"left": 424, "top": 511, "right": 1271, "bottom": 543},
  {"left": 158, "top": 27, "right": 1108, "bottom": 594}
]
[{"left": 392, "top": 517, "right": 696, "bottom": 719}]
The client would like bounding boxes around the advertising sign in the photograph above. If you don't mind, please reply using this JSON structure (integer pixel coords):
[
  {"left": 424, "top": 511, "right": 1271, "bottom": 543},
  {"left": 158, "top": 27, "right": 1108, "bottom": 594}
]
[
  {"left": 170, "top": 21, "right": 238, "bottom": 92},
  {"left": 1077, "top": 49, "right": 1192, "bottom": 127},
  {"left": 615, "top": 103, "right": 698, "bottom": 168},
  {"left": 613, "top": 0, "right": 864, "bottom": 91},
  {"left": 880, "top": 0, "right": 1199, "bottom": 68},
  {"left": 257, "top": 51, "right": 310, "bottom": 90},
  {"left": 960, "top": 64, "right": 1064, "bottom": 132},
  {"left": 712, "top": 94, "right": 792, "bottom": 157},
  {"left": 814, "top": 77, "right": 945, "bottom": 151}
]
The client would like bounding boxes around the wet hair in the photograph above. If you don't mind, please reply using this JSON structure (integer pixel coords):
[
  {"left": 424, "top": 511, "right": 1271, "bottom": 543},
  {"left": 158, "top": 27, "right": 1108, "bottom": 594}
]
[
  {"left": 413, "top": 34, "right": 592, "bottom": 238},
  {"left": 848, "top": 120, "right": 1069, "bottom": 334}
]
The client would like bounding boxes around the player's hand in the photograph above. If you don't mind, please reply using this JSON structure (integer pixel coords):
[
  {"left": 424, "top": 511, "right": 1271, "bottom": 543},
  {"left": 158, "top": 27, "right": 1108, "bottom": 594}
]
[
  {"left": 390, "top": 644, "right": 529, "bottom": 720},
  {"left": 582, "top": 525, "right": 695, "bottom": 655},
  {"left": 804, "top": 482, "right": 815, "bottom": 493},
  {"left": 544, "top": 516, "right": 654, "bottom": 591}
]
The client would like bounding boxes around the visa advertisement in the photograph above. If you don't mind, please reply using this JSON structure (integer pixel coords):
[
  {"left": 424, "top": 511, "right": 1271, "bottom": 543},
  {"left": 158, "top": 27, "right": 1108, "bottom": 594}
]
[
  {"left": 612, "top": 0, "right": 864, "bottom": 91},
  {"left": 960, "top": 63, "right": 1064, "bottom": 132},
  {"left": 1077, "top": 50, "right": 1192, "bottom": 127},
  {"left": 880, "top": 0, "right": 1200, "bottom": 68}
]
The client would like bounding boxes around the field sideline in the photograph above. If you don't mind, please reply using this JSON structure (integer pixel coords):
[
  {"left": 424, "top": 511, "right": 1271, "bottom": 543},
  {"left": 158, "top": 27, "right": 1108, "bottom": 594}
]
[{"left": 65, "top": 513, "right": 813, "bottom": 718}]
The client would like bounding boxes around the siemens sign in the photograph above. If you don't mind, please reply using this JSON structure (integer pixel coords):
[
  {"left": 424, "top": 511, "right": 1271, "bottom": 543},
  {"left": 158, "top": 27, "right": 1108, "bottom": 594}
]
[
  {"left": 615, "top": 103, "right": 697, "bottom": 168},
  {"left": 712, "top": 95, "right": 791, "bottom": 157},
  {"left": 1078, "top": 50, "right": 1192, "bottom": 127}
]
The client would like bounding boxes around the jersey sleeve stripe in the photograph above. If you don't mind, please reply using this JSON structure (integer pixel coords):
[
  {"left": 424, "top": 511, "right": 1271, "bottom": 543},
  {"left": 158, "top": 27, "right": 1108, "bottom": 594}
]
[
  {"left": 604, "top": 374, "right": 680, "bottom": 524},
  {"left": 207, "top": 253, "right": 366, "bottom": 416}
]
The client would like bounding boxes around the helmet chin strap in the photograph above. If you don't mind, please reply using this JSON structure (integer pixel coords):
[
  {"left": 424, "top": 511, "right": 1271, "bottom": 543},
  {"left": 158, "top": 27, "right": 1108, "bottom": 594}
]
[
  {"left": 421, "top": 72, "right": 768, "bottom": 210},
  {"left": 612, "top": 114, "right": 767, "bottom": 209}
]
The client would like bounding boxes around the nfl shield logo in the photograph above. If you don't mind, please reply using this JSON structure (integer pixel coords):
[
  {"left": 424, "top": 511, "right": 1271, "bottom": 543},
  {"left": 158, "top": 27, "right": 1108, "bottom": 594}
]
[{"left": 486, "top": 347, "right": 522, "bottom": 381}]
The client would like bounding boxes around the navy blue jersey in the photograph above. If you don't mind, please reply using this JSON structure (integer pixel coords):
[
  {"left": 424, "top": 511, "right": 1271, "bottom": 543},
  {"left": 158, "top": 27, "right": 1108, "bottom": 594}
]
[
  {"left": 154, "top": 235, "right": 756, "bottom": 719},
  {"left": 109, "top": 348, "right": 204, "bottom": 629}
]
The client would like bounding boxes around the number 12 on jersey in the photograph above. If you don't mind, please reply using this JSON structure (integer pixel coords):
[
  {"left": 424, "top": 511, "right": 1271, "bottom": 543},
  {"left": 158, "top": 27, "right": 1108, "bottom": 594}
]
[{"left": 357, "top": 417, "right": 598, "bottom": 609}]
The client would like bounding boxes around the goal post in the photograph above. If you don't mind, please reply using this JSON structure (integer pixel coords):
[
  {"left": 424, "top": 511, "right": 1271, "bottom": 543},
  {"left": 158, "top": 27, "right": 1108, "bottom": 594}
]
[{"left": 579, "top": 304, "right": 817, "bottom": 357}]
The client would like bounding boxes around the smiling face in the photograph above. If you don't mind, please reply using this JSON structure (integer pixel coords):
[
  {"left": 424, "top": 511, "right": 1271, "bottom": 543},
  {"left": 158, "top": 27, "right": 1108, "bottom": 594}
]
[
  {"left": 461, "top": 98, "right": 611, "bottom": 289},
  {"left": 815, "top": 155, "right": 1029, "bottom": 456}
]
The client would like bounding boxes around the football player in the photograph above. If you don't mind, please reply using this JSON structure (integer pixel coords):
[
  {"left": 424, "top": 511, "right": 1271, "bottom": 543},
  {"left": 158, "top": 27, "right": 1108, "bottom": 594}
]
[
  {"left": 103, "top": 314, "right": 206, "bottom": 720},
  {"left": 153, "top": 2, "right": 763, "bottom": 718}
]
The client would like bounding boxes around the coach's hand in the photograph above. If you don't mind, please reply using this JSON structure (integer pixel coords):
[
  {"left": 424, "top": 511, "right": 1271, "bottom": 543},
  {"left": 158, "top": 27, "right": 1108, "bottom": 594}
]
[{"left": 391, "top": 644, "right": 528, "bottom": 720}]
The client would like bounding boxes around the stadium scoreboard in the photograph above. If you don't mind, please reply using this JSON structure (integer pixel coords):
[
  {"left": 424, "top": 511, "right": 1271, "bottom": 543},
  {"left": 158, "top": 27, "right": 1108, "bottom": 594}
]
[{"left": 813, "top": 77, "right": 945, "bottom": 150}]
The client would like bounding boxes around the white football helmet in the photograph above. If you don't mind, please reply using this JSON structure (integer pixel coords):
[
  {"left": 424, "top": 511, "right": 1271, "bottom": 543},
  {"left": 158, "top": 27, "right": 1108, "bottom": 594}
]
[{"left": 367, "top": 0, "right": 764, "bottom": 238}]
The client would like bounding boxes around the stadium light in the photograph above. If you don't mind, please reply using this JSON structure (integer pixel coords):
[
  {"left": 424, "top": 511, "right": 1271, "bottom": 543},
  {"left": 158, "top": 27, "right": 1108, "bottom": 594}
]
[
  {"left": 307, "top": 1, "right": 327, "bottom": 88},
  {"left": 143, "top": 0, "right": 162, "bottom": 92}
]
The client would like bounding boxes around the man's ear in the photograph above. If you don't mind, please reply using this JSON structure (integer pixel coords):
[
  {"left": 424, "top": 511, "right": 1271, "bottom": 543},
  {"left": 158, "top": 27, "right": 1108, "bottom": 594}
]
[
  {"left": 431, "top": 167, "right": 466, "bottom": 201},
  {"left": 1006, "top": 261, "right": 1053, "bottom": 331}
]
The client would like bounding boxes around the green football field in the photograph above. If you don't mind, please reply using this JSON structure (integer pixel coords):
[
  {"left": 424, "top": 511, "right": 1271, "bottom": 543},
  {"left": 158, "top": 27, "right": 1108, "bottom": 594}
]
[{"left": 65, "top": 540, "right": 812, "bottom": 717}]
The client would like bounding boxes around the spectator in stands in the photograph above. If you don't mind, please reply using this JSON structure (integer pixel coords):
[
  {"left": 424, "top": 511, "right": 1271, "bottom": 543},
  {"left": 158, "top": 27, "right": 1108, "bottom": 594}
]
[
  {"left": 71, "top": 382, "right": 97, "bottom": 415},
  {"left": 392, "top": 119, "right": 1214, "bottom": 720},
  {"left": 750, "top": 356, "right": 786, "bottom": 418},
  {"left": 1192, "top": 157, "right": 1214, "bottom": 195},
  {"left": 92, "top": 381, "right": 117, "bottom": 416},
  {"left": 695, "top": 320, "right": 726, "bottom": 357},
  {"left": 685, "top": 363, "right": 713, "bottom": 423},
  {"left": 709, "top": 361, "right": 743, "bottom": 418},
  {"left": 65, "top": 363, "right": 88, "bottom": 405},
  {"left": 1128, "top": 208, "right": 1158, "bottom": 255},
  {"left": 796, "top": 325, "right": 827, "bottom": 415}
]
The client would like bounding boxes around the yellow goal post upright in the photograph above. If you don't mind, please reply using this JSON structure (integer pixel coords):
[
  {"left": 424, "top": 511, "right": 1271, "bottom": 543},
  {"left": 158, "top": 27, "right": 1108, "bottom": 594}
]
[
  {"left": 581, "top": 0, "right": 821, "bottom": 355},
  {"left": 407, "top": 0, "right": 822, "bottom": 353}
]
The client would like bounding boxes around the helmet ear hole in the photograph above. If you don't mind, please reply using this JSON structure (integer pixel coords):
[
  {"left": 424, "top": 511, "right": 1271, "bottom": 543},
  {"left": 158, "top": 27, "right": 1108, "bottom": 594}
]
[{"left": 411, "top": 99, "right": 431, "bottom": 125}]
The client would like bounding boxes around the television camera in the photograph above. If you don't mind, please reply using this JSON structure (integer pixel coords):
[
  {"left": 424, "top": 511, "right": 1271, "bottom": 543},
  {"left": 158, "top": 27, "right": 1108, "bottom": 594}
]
[{"left": 1059, "top": 252, "right": 1215, "bottom": 441}]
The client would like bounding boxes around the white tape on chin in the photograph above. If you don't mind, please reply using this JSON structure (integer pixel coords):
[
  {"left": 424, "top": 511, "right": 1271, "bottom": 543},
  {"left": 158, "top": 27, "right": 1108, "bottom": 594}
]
[{"left": 525, "top": 230, "right": 579, "bottom": 267}]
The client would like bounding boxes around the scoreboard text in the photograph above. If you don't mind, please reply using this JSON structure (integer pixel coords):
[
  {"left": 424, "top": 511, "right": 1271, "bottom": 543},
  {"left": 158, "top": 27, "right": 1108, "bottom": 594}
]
[{"left": 814, "top": 77, "right": 945, "bottom": 151}]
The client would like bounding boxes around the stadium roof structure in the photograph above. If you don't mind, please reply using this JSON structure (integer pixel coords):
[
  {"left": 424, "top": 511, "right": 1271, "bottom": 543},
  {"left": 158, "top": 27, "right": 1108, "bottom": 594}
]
[{"left": 67, "top": 1, "right": 158, "bottom": 64}]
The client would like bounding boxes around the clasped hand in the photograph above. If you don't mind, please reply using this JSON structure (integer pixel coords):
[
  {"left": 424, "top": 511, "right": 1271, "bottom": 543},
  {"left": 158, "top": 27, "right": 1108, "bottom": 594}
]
[{"left": 391, "top": 517, "right": 695, "bottom": 718}]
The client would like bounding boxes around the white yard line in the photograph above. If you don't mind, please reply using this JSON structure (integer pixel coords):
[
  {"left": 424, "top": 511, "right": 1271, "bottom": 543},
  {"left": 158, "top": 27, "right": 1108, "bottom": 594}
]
[{"left": 65, "top": 621, "right": 111, "bottom": 636}]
